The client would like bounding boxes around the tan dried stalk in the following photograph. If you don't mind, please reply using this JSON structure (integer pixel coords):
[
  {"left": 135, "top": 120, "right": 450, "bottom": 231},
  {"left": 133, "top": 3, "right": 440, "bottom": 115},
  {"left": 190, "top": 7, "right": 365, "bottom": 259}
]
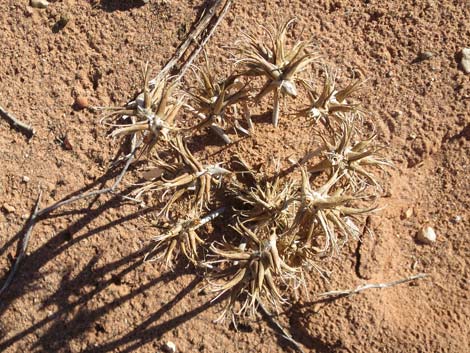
[
  {"left": 145, "top": 207, "right": 225, "bottom": 268},
  {"left": 133, "top": 135, "right": 230, "bottom": 215},
  {"left": 235, "top": 18, "right": 318, "bottom": 127},
  {"left": 229, "top": 174, "right": 297, "bottom": 231},
  {"left": 290, "top": 167, "right": 376, "bottom": 255}
]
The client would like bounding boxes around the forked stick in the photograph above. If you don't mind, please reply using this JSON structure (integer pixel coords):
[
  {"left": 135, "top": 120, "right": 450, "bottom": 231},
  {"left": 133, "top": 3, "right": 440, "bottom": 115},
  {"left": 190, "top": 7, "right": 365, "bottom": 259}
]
[
  {"left": 0, "top": 140, "right": 140, "bottom": 299},
  {"left": 37, "top": 139, "right": 142, "bottom": 218},
  {"left": 175, "top": 0, "right": 233, "bottom": 81},
  {"left": 151, "top": 0, "right": 227, "bottom": 85}
]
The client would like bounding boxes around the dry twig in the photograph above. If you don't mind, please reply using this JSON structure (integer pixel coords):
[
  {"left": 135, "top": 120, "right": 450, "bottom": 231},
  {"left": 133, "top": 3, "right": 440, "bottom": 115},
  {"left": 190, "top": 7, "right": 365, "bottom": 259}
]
[
  {"left": 151, "top": 0, "right": 228, "bottom": 84},
  {"left": 0, "top": 104, "right": 35, "bottom": 138},
  {"left": 0, "top": 191, "right": 42, "bottom": 297},
  {"left": 175, "top": 0, "right": 233, "bottom": 82},
  {"left": 318, "top": 273, "right": 428, "bottom": 298}
]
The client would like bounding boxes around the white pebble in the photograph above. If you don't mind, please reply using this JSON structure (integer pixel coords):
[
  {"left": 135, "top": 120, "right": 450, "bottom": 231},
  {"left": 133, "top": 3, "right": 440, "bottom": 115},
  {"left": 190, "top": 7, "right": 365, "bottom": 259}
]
[
  {"left": 22, "top": 176, "right": 30, "bottom": 183},
  {"left": 452, "top": 215, "right": 462, "bottom": 223},
  {"left": 461, "top": 48, "right": 470, "bottom": 74},
  {"left": 403, "top": 208, "right": 413, "bottom": 219},
  {"left": 417, "top": 226, "right": 436, "bottom": 244},
  {"left": 2, "top": 203, "right": 16, "bottom": 214},
  {"left": 30, "top": 0, "right": 49, "bottom": 9},
  {"left": 162, "top": 341, "right": 176, "bottom": 353}
]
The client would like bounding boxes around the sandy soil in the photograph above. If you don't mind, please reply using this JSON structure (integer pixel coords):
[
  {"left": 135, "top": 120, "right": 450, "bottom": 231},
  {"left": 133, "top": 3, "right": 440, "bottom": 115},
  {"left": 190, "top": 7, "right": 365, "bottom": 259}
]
[{"left": 1, "top": 0, "right": 469, "bottom": 352}]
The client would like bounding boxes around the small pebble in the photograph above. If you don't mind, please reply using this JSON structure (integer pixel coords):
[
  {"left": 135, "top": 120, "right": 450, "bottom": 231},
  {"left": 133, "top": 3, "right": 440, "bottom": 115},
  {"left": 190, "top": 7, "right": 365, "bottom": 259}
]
[
  {"left": 2, "top": 203, "right": 16, "bottom": 214},
  {"left": 53, "top": 13, "right": 71, "bottom": 32},
  {"left": 57, "top": 13, "right": 70, "bottom": 27},
  {"left": 416, "top": 226, "right": 436, "bottom": 244},
  {"left": 75, "top": 96, "right": 89, "bottom": 110},
  {"left": 416, "top": 51, "right": 434, "bottom": 62},
  {"left": 391, "top": 110, "right": 402, "bottom": 118},
  {"left": 460, "top": 48, "right": 470, "bottom": 74},
  {"left": 30, "top": 0, "right": 49, "bottom": 9},
  {"left": 162, "top": 341, "right": 176, "bottom": 353},
  {"left": 451, "top": 215, "right": 462, "bottom": 223},
  {"left": 22, "top": 176, "right": 30, "bottom": 183},
  {"left": 24, "top": 7, "right": 34, "bottom": 16},
  {"left": 402, "top": 208, "right": 413, "bottom": 219}
]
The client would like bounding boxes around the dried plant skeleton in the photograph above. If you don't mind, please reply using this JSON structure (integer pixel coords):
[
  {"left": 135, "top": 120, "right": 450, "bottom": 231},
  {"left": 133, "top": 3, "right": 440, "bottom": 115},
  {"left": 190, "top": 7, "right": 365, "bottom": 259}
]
[
  {"left": 185, "top": 59, "right": 249, "bottom": 143},
  {"left": 3, "top": 9, "right": 424, "bottom": 352},
  {"left": 234, "top": 18, "right": 318, "bottom": 127},
  {"left": 101, "top": 64, "right": 182, "bottom": 154},
  {"left": 89, "top": 15, "right": 396, "bottom": 328},
  {"left": 296, "top": 69, "right": 366, "bottom": 127}
]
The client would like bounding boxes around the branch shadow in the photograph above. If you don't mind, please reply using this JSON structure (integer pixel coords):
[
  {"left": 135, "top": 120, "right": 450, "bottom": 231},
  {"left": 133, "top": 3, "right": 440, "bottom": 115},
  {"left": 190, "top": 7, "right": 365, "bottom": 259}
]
[
  {"left": 269, "top": 298, "right": 355, "bottom": 353},
  {"left": 0, "top": 184, "right": 162, "bottom": 315},
  {"left": 83, "top": 278, "right": 228, "bottom": 353},
  {"left": 0, "top": 158, "right": 224, "bottom": 353},
  {"left": 0, "top": 161, "right": 124, "bottom": 259},
  {"left": 99, "top": 0, "right": 149, "bottom": 12},
  {"left": 0, "top": 244, "right": 197, "bottom": 352}
]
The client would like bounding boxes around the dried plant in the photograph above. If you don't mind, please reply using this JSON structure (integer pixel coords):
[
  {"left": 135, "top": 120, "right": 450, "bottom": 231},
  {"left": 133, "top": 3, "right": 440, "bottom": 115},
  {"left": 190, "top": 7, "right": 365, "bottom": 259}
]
[
  {"left": 145, "top": 207, "right": 225, "bottom": 268},
  {"left": 308, "top": 118, "right": 392, "bottom": 190},
  {"left": 185, "top": 58, "right": 250, "bottom": 143},
  {"left": 228, "top": 172, "right": 297, "bottom": 232},
  {"left": 90, "top": 16, "right": 392, "bottom": 328},
  {"left": 234, "top": 18, "right": 318, "bottom": 127},
  {"left": 205, "top": 222, "right": 298, "bottom": 320},
  {"left": 296, "top": 69, "right": 366, "bottom": 127},
  {"left": 1, "top": 9, "right": 407, "bottom": 352},
  {"left": 101, "top": 63, "right": 183, "bottom": 154},
  {"left": 133, "top": 135, "right": 230, "bottom": 215},
  {"left": 290, "top": 168, "right": 376, "bottom": 255}
]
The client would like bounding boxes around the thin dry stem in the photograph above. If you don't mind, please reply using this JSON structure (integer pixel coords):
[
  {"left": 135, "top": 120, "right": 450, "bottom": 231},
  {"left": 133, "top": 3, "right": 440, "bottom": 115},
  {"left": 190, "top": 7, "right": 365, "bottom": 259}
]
[
  {"left": 0, "top": 104, "right": 35, "bottom": 138},
  {"left": 318, "top": 273, "right": 428, "bottom": 298},
  {"left": 0, "top": 191, "right": 42, "bottom": 297}
]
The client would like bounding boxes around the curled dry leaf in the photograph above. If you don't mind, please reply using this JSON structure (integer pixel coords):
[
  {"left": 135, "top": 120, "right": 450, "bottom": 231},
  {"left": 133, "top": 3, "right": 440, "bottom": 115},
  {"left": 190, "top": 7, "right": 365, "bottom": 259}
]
[
  {"left": 204, "top": 222, "right": 299, "bottom": 320},
  {"left": 296, "top": 69, "right": 366, "bottom": 127},
  {"left": 289, "top": 168, "right": 376, "bottom": 255},
  {"left": 133, "top": 135, "right": 230, "bottom": 216}
]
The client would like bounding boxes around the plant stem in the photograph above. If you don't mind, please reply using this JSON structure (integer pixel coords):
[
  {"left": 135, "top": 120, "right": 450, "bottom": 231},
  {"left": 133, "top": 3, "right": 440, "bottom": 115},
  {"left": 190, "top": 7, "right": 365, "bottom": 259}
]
[{"left": 0, "top": 104, "right": 35, "bottom": 138}]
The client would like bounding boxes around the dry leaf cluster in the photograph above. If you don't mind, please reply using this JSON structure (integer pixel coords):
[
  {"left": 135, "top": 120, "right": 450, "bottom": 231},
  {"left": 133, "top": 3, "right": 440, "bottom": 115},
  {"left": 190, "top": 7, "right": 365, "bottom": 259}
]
[{"left": 101, "top": 19, "right": 390, "bottom": 322}]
